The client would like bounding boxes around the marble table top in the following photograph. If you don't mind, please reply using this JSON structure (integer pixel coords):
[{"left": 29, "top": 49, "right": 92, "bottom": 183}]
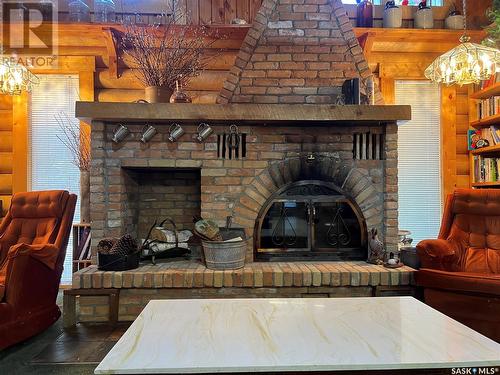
[{"left": 95, "top": 297, "right": 500, "bottom": 374}]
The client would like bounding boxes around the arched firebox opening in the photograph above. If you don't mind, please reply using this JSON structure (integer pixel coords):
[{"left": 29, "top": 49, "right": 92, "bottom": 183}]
[{"left": 254, "top": 180, "right": 367, "bottom": 261}]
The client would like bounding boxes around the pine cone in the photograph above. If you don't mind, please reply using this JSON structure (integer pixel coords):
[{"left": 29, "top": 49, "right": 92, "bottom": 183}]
[
  {"left": 109, "top": 234, "right": 138, "bottom": 256},
  {"left": 97, "top": 238, "right": 117, "bottom": 254}
]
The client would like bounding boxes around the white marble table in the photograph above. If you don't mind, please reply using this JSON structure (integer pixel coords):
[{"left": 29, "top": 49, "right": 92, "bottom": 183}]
[{"left": 95, "top": 297, "right": 500, "bottom": 374}]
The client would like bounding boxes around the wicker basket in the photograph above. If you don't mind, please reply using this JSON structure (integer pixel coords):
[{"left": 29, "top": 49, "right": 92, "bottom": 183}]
[{"left": 202, "top": 238, "right": 248, "bottom": 270}]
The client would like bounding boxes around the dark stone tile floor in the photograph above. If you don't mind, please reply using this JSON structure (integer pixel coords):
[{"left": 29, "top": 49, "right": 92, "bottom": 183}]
[{"left": 0, "top": 293, "right": 129, "bottom": 375}]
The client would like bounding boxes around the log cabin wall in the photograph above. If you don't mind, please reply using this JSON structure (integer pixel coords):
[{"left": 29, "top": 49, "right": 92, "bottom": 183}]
[
  {"left": 373, "top": 53, "right": 474, "bottom": 200},
  {"left": 0, "top": 0, "right": 493, "bottom": 214},
  {"left": 0, "top": 95, "right": 13, "bottom": 216}
]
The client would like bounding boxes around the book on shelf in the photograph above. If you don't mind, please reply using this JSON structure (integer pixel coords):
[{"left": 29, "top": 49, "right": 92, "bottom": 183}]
[
  {"left": 473, "top": 155, "right": 500, "bottom": 183},
  {"left": 478, "top": 126, "right": 500, "bottom": 146},
  {"left": 477, "top": 72, "right": 500, "bottom": 91},
  {"left": 477, "top": 96, "right": 500, "bottom": 120},
  {"left": 470, "top": 126, "right": 500, "bottom": 148}
]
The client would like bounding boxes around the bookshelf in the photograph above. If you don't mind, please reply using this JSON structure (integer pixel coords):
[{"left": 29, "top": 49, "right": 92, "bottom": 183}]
[
  {"left": 470, "top": 114, "right": 500, "bottom": 129},
  {"left": 470, "top": 82, "right": 500, "bottom": 100},
  {"left": 469, "top": 77, "right": 500, "bottom": 188},
  {"left": 471, "top": 144, "right": 500, "bottom": 155},
  {"left": 472, "top": 182, "right": 500, "bottom": 188}
]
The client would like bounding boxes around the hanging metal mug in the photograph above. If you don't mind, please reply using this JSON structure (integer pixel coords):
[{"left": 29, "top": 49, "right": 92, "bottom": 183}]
[
  {"left": 112, "top": 124, "right": 130, "bottom": 143},
  {"left": 140, "top": 124, "right": 157, "bottom": 143},
  {"left": 168, "top": 123, "right": 185, "bottom": 142},
  {"left": 196, "top": 123, "right": 213, "bottom": 142}
]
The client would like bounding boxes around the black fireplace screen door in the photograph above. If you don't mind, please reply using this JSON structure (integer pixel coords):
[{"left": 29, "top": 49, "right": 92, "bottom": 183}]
[{"left": 256, "top": 181, "right": 367, "bottom": 260}]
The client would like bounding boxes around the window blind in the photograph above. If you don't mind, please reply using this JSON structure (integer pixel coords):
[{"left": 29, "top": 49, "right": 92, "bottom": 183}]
[
  {"left": 395, "top": 80, "right": 442, "bottom": 244},
  {"left": 29, "top": 75, "right": 80, "bottom": 285}
]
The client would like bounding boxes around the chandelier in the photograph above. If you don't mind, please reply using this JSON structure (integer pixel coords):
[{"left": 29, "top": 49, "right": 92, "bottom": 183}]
[
  {"left": 424, "top": 0, "right": 500, "bottom": 86},
  {"left": 0, "top": 58, "right": 39, "bottom": 95}
]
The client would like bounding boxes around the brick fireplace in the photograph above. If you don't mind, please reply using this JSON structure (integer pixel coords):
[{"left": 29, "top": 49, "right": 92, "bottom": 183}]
[
  {"left": 85, "top": 0, "right": 399, "bottom": 261},
  {"left": 67, "top": 0, "right": 413, "bottom": 323},
  {"left": 85, "top": 108, "right": 403, "bottom": 261}
]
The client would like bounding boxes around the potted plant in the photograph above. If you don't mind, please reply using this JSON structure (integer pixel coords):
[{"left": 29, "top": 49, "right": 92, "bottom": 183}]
[
  {"left": 122, "top": 12, "right": 218, "bottom": 103},
  {"left": 484, "top": 0, "right": 500, "bottom": 48},
  {"left": 383, "top": 1, "right": 403, "bottom": 28},
  {"left": 445, "top": 2, "right": 465, "bottom": 30},
  {"left": 415, "top": 0, "right": 434, "bottom": 29}
]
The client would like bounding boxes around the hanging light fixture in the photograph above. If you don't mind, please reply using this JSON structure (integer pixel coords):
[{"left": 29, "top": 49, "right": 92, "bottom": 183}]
[
  {"left": 424, "top": 0, "right": 500, "bottom": 86},
  {"left": 0, "top": 58, "right": 39, "bottom": 95}
]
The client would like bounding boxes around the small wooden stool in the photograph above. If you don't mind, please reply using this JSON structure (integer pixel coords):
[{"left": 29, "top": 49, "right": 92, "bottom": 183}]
[{"left": 63, "top": 288, "right": 120, "bottom": 328}]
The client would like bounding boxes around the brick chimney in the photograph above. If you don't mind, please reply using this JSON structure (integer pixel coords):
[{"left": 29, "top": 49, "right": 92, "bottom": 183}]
[{"left": 217, "top": 0, "right": 381, "bottom": 105}]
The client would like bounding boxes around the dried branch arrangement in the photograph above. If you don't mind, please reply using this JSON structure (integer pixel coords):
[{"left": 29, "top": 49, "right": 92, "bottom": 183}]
[
  {"left": 55, "top": 112, "right": 91, "bottom": 172},
  {"left": 122, "top": 11, "right": 221, "bottom": 89}
]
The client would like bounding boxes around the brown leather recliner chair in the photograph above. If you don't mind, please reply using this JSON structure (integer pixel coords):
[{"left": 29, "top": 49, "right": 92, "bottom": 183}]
[
  {"left": 415, "top": 189, "right": 500, "bottom": 342},
  {"left": 0, "top": 190, "right": 77, "bottom": 350}
]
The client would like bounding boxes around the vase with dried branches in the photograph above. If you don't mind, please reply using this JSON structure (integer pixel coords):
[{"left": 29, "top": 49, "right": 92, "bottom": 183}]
[
  {"left": 56, "top": 113, "right": 91, "bottom": 223},
  {"left": 122, "top": 11, "right": 219, "bottom": 103}
]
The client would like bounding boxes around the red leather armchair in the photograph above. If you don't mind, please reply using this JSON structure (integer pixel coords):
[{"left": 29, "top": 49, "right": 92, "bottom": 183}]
[
  {"left": 0, "top": 190, "right": 76, "bottom": 350},
  {"left": 415, "top": 189, "right": 500, "bottom": 342}
]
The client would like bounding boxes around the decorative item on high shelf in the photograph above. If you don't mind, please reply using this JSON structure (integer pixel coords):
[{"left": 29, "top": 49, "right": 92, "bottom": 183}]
[
  {"left": 356, "top": 0, "right": 373, "bottom": 28},
  {"left": 94, "top": 0, "right": 116, "bottom": 23},
  {"left": 414, "top": 1, "right": 434, "bottom": 29},
  {"left": 445, "top": 3, "right": 465, "bottom": 30},
  {"left": 122, "top": 7, "right": 220, "bottom": 103},
  {"left": 68, "top": 0, "right": 90, "bottom": 23},
  {"left": 484, "top": 0, "right": 500, "bottom": 48},
  {"left": 170, "top": 80, "right": 192, "bottom": 103},
  {"left": 383, "top": 1, "right": 402, "bottom": 29},
  {"left": 367, "top": 228, "right": 384, "bottom": 265},
  {"left": 231, "top": 18, "right": 247, "bottom": 24}
]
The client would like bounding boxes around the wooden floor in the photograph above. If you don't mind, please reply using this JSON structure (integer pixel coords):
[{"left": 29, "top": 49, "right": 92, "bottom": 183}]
[{"left": 31, "top": 323, "right": 131, "bottom": 365}]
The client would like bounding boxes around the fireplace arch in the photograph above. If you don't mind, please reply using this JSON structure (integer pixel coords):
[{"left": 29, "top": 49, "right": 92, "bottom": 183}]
[
  {"left": 228, "top": 155, "right": 387, "bottom": 261},
  {"left": 254, "top": 180, "right": 367, "bottom": 261}
]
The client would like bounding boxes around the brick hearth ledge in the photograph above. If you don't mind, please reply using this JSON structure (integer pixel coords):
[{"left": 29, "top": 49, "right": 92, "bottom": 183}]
[
  {"left": 74, "top": 261, "right": 414, "bottom": 289},
  {"left": 71, "top": 261, "right": 415, "bottom": 322}
]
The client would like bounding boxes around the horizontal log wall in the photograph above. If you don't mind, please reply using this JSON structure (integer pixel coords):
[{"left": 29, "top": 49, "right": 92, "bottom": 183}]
[
  {"left": 455, "top": 85, "right": 471, "bottom": 189},
  {"left": 0, "top": 95, "right": 13, "bottom": 216}
]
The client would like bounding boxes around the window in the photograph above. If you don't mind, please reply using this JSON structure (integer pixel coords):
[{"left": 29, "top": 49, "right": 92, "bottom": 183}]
[
  {"left": 395, "top": 80, "right": 442, "bottom": 243},
  {"left": 29, "top": 75, "right": 80, "bottom": 285},
  {"left": 341, "top": 1, "right": 443, "bottom": 5}
]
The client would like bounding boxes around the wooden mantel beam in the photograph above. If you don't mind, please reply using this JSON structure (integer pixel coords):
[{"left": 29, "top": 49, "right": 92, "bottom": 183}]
[{"left": 76, "top": 102, "right": 411, "bottom": 124}]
